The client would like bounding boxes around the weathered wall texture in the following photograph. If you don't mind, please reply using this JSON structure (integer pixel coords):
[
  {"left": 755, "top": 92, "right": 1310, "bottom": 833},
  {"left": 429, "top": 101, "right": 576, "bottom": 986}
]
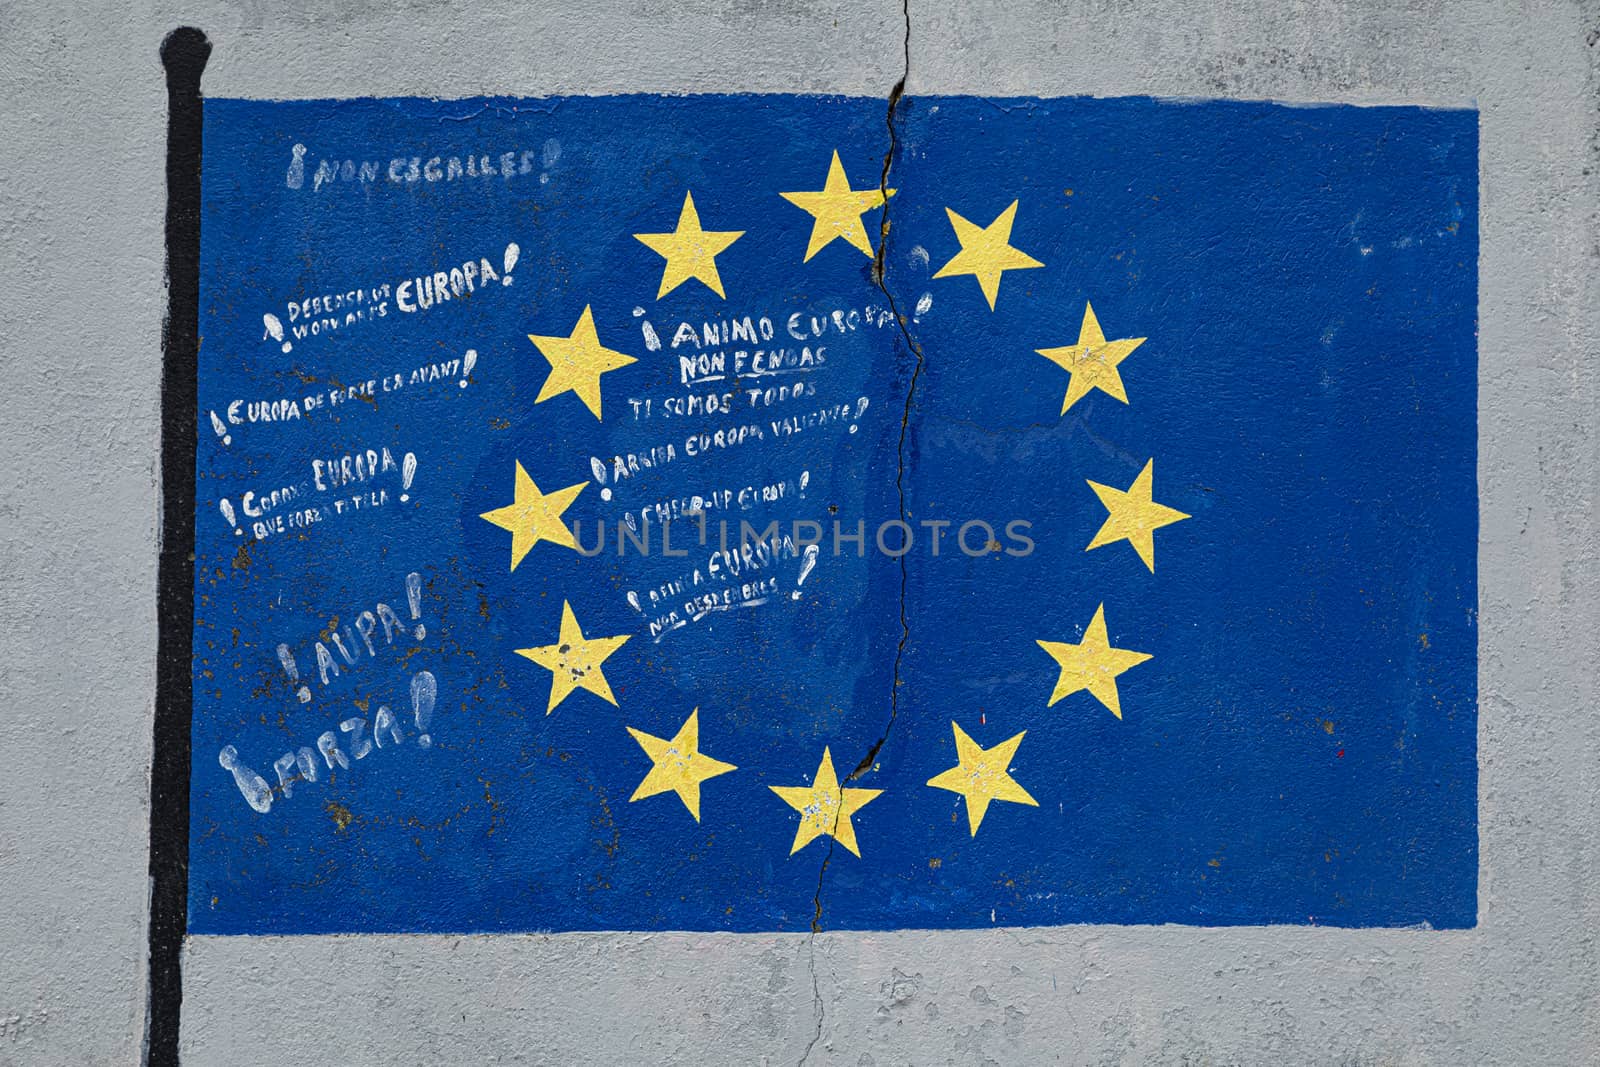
[{"left": 1, "top": 1, "right": 1597, "bottom": 1063}]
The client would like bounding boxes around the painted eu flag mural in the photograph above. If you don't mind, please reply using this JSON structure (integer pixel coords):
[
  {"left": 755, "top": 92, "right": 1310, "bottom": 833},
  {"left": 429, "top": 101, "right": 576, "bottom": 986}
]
[{"left": 190, "top": 94, "right": 1476, "bottom": 934}]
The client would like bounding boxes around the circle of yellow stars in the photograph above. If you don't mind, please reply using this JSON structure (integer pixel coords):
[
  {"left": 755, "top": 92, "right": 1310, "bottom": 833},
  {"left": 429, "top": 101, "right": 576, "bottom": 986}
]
[{"left": 470, "top": 147, "right": 1193, "bottom": 861}]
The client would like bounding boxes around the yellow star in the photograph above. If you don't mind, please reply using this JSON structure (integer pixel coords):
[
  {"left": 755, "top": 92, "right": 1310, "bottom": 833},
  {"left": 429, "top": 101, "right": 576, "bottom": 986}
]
[
  {"left": 626, "top": 708, "right": 736, "bottom": 821},
  {"left": 770, "top": 747, "right": 882, "bottom": 857},
  {"left": 779, "top": 150, "right": 895, "bottom": 262},
  {"left": 926, "top": 722, "right": 1038, "bottom": 836},
  {"left": 931, "top": 200, "right": 1044, "bottom": 310},
  {"left": 1085, "top": 459, "right": 1191, "bottom": 572},
  {"left": 527, "top": 305, "right": 637, "bottom": 420},
  {"left": 633, "top": 191, "right": 744, "bottom": 299},
  {"left": 478, "top": 461, "right": 585, "bottom": 571},
  {"left": 514, "top": 600, "right": 631, "bottom": 714},
  {"left": 1036, "top": 301, "right": 1147, "bottom": 414},
  {"left": 1037, "top": 603, "right": 1152, "bottom": 720}
]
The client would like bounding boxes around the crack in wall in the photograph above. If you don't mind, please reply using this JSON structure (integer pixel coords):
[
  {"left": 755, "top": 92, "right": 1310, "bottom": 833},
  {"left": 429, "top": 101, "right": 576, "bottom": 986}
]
[
  {"left": 796, "top": 889, "right": 827, "bottom": 1067},
  {"left": 798, "top": 3, "right": 915, "bottom": 1064},
  {"left": 796, "top": 830, "right": 835, "bottom": 1066},
  {"left": 849, "top": 0, "right": 920, "bottom": 790}
]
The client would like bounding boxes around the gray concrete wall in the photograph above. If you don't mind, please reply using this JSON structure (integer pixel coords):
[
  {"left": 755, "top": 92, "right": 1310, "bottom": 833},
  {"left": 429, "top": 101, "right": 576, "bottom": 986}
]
[{"left": 2, "top": 0, "right": 1596, "bottom": 1063}]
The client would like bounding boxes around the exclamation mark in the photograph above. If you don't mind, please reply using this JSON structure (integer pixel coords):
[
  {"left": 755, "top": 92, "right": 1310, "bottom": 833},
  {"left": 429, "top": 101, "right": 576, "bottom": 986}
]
[
  {"left": 791, "top": 544, "right": 820, "bottom": 600},
  {"left": 208, "top": 410, "right": 231, "bottom": 446},
  {"left": 459, "top": 349, "right": 477, "bottom": 389},
  {"left": 411, "top": 670, "right": 438, "bottom": 748},
  {"left": 219, "top": 746, "right": 273, "bottom": 814},
  {"left": 633, "top": 306, "right": 662, "bottom": 351},
  {"left": 219, "top": 498, "right": 241, "bottom": 535},
  {"left": 285, "top": 143, "right": 307, "bottom": 190},
  {"left": 798, "top": 470, "right": 810, "bottom": 498},
  {"left": 502, "top": 243, "right": 519, "bottom": 286},
  {"left": 263, "top": 313, "right": 291, "bottom": 353},
  {"left": 590, "top": 456, "right": 612, "bottom": 502},
  {"left": 277, "top": 643, "right": 311, "bottom": 703},
  {"left": 406, "top": 572, "right": 426, "bottom": 639},
  {"left": 400, "top": 452, "right": 416, "bottom": 502}
]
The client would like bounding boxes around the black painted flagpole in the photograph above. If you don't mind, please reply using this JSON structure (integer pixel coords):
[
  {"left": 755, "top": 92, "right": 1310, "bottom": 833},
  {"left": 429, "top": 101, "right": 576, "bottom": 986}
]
[{"left": 148, "top": 26, "right": 209, "bottom": 1067}]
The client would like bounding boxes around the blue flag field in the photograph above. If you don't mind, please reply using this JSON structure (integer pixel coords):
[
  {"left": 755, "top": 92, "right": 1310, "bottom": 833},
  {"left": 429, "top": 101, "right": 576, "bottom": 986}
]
[{"left": 190, "top": 94, "right": 1477, "bottom": 934}]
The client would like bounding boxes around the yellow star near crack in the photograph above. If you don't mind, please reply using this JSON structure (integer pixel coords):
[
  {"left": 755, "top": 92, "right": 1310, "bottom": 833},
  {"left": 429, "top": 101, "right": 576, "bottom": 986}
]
[
  {"left": 779, "top": 150, "right": 895, "bottom": 261},
  {"left": 478, "top": 461, "right": 585, "bottom": 571},
  {"left": 926, "top": 722, "right": 1038, "bottom": 836},
  {"left": 1036, "top": 301, "right": 1146, "bottom": 415},
  {"left": 770, "top": 747, "right": 882, "bottom": 858},
  {"left": 528, "top": 305, "right": 637, "bottom": 420},
  {"left": 626, "top": 708, "right": 736, "bottom": 821},
  {"left": 1037, "top": 604, "right": 1152, "bottom": 720},
  {"left": 515, "top": 600, "right": 631, "bottom": 714},
  {"left": 932, "top": 200, "right": 1043, "bottom": 310},
  {"left": 1085, "top": 459, "right": 1191, "bottom": 572},
  {"left": 633, "top": 191, "right": 744, "bottom": 299}
]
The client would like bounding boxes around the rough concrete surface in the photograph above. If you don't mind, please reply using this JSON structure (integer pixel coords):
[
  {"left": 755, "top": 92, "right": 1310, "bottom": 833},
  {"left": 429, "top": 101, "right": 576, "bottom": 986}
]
[{"left": 1, "top": 0, "right": 1596, "bottom": 1063}]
